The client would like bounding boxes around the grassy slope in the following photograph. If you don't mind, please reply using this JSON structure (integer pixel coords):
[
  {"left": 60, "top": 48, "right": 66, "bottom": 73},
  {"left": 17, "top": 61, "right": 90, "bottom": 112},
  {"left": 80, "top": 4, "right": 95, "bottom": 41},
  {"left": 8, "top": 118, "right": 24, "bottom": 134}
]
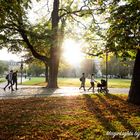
[
  {"left": 0, "top": 94, "right": 139, "bottom": 139},
  {"left": 22, "top": 77, "right": 131, "bottom": 88}
]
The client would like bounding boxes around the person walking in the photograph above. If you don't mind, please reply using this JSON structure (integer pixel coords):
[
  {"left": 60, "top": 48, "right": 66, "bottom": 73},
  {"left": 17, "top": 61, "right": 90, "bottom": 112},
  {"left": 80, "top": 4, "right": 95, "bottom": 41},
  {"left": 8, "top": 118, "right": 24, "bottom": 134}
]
[
  {"left": 4, "top": 70, "right": 14, "bottom": 91},
  {"left": 12, "top": 71, "right": 18, "bottom": 90},
  {"left": 88, "top": 74, "right": 96, "bottom": 92},
  {"left": 79, "top": 73, "right": 86, "bottom": 91}
]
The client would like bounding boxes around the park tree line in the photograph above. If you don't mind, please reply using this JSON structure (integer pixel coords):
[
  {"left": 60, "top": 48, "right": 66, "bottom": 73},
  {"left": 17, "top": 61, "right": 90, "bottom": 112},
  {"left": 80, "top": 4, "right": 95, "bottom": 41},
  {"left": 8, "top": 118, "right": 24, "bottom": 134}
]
[
  {"left": 25, "top": 56, "right": 134, "bottom": 79},
  {"left": 101, "top": 55, "right": 134, "bottom": 78},
  {"left": 0, "top": 0, "right": 140, "bottom": 104},
  {"left": 0, "top": 60, "right": 8, "bottom": 76}
]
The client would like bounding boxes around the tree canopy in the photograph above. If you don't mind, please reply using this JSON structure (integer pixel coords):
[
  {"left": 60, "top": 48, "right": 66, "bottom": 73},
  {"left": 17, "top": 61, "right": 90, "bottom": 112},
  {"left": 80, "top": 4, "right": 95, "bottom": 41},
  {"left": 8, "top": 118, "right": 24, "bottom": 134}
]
[
  {"left": 106, "top": 0, "right": 140, "bottom": 58},
  {"left": 0, "top": 0, "right": 100, "bottom": 88},
  {"left": 103, "top": 0, "right": 140, "bottom": 104}
]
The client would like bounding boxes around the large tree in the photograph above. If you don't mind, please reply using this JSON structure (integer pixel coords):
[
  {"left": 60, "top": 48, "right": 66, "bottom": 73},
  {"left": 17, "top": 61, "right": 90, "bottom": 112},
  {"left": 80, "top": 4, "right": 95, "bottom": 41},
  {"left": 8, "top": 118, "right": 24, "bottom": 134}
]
[
  {"left": 0, "top": 0, "right": 55, "bottom": 86},
  {"left": 0, "top": 0, "right": 101, "bottom": 88},
  {"left": 104, "top": 0, "right": 140, "bottom": 104},
  {"left": 0, "top": 0, "right": 92, "bottom": 88},
  {"left": 82, "top": 0, "right": 140, "bottom": 104}
]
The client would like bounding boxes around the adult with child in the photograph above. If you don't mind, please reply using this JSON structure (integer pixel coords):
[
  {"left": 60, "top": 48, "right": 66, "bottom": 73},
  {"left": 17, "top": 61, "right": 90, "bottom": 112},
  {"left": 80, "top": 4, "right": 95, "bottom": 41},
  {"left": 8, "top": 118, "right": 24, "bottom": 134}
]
[
  {"left": 79, "top": 73, "right": 86, "bottom": 91},
  {"left": 4, "top": 70, "right": 14, "bottom": 91}
]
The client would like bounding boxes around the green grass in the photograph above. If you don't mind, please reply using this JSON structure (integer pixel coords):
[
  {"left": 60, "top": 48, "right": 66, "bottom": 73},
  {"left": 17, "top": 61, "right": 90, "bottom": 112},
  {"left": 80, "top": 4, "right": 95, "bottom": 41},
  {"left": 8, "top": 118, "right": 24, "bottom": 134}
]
[
  {"left": 0, "top": 94, "right": 140, "bottom": 139},
  {"left": 22, "top": 77, "right": 45, "bottom": 85},
  {"left": 22, "top": 77, "right": 131, "bottom": 88},
  {"left": 107, "top": 78, "right": 131, "bottom": 88},
  {"left": 0, "top": 78, "right": 6, "bottom": 83},
  {"left": 58, "top": 77, "right": 86, "bottom": 87}
]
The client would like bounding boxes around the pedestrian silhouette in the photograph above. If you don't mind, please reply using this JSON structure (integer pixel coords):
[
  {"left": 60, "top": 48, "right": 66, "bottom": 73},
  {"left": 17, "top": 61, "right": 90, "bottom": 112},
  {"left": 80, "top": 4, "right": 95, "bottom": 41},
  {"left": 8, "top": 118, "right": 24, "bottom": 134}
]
[
  {"left": 12, "top": 71, "right": 18, "bottom": 90},
  {"left": 88, "top": 74, "right": 96, "bottom": 92},
  {"left": 79, "top": 73, "right": 86, "bottom": 91},
  {"left": 4, "top": 70, "right": 14, "bottom": 91}
]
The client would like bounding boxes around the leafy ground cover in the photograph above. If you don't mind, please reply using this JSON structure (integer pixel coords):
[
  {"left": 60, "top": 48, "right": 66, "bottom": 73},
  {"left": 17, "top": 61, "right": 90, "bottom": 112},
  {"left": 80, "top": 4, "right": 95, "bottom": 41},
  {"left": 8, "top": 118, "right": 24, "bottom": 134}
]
[
  {"left": 0, "top": 94, "right": 140, "bottom": 139},
  {"left": 22, "top": 77, "right": 131, "bottom": 88}
]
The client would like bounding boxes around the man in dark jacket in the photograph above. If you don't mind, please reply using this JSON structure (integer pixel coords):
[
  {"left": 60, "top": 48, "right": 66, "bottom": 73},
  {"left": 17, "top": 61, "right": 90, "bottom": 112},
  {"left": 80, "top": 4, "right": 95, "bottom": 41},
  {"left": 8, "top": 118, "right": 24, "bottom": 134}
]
[
  {"left": 4, "top": 70, "right": 14, "bottom": 91},
  {"left": 12, "top": 71, "right": 18, "bottom": 90}
]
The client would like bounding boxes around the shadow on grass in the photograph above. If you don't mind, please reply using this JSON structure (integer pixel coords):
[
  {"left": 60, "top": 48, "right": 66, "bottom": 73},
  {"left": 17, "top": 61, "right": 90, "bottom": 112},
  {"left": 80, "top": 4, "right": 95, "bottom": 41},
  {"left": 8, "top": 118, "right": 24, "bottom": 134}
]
[
  {"left": 105, "top": 93, "right": 126, "bottom": 102},
  {"left": 83, "top": 94, "right": 116, "bottom": 132},
  {"left": 95, "top": 94, "right": 136, "bottom": 132}
]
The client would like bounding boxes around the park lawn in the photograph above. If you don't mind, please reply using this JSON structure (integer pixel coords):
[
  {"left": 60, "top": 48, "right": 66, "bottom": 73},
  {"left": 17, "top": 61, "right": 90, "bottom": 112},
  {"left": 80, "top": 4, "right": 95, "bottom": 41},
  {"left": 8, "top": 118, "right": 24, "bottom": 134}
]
[
  {"left": 22, "top": 77, "right": 47, "bottom": 86},
  {"left": 0, "top": 78, "right": 6, "bottom": 83},
  {"left": 22, "top": 77, "right": 90, "bottom": 87},
  {"left": 22, "top": 77, "right": 131, "bottom": 88},
  {"left": 108, "top": 78, "right": 131, "bottom": 88},
  {"left": 0, "top": 94, "right": 140, "bottom": 139}
]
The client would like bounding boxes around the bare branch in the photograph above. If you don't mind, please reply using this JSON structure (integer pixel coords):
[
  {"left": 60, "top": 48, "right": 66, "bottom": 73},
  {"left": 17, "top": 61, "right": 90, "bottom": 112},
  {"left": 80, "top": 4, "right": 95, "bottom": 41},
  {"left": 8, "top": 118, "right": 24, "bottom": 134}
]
[
  {"left": 69, "top": 14, "right": 87, "bottom": 29},
  {"left": 85, "top": 51, "right": 103, "bottom": 56},
  {"left": 19, "top": 28, "right": 50, "bottom": 64},
  {"left": 59, "top": 5, "right": 87, "bottom": 19}
]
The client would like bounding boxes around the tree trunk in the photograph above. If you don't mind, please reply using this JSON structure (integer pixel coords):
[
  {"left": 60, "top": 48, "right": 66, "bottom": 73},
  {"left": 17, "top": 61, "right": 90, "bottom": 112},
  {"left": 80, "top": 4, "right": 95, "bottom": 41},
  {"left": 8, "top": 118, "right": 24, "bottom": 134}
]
[
  {"left": 47, "top": 47, "right": 60, "bottom": 88},
  {"left": 128, "top": 49, "right": 140, "bottom": 105},
  {"left": 18, "top": 0, "right": 61, "bottom": 88},
  {"left": 47, "top": 0, "right": 60, "bottom": 88}
]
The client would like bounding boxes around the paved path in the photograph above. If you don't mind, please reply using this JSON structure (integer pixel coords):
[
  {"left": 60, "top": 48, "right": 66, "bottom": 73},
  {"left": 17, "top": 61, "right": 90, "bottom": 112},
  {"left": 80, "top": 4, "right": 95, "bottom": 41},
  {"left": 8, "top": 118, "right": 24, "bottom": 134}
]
[{"left": 0, "top": 82, "right": 129, "bottom": 99}]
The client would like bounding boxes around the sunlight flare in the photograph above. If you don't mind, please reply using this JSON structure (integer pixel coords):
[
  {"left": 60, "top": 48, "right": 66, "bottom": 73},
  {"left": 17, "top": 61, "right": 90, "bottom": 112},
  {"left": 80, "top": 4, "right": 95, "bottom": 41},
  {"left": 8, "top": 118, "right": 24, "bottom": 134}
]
[{"left": 62, "top": 39, "right": 84, "bottom": 66}]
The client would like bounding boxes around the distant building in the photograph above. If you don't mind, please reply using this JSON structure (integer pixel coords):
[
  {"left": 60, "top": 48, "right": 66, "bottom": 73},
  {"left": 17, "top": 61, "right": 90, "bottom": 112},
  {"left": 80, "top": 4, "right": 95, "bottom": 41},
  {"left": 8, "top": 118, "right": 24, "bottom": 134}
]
[{"left": 8, "top": 60, "right": 20, "bottom": 71}]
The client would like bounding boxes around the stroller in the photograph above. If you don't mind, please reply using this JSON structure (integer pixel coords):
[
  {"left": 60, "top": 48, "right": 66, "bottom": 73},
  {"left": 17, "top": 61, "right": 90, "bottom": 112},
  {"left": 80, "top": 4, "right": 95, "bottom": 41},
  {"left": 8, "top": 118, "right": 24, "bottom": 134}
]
[{"left": 97, "top": 79, "right": 109, "bottom": 93}]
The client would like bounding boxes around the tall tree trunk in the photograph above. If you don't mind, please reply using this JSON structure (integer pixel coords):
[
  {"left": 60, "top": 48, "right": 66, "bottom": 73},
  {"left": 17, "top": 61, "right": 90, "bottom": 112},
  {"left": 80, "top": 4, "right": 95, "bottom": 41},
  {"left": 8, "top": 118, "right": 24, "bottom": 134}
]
[
  {"left": 47, "top": 47, "right": 60, "bottom": 88},
  {"left": 128, "top": 49, "right": 140, "bottom": 105},
  {"left": 47, "top": 0, "right": 60, "bottom": 88},
  {"left": 45, "top": 0, "right": 65, "bottom": 88}
]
